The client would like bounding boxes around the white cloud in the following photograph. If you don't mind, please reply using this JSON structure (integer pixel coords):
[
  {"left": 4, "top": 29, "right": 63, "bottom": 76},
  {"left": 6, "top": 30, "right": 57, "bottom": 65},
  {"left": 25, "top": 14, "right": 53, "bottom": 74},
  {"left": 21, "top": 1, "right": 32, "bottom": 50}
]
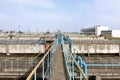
[
  {"left": 77, "top": 0, "right": 120, "bottom": 29},
  {"left": 9, "top": 0, "right": 55, "bottom": 8}
]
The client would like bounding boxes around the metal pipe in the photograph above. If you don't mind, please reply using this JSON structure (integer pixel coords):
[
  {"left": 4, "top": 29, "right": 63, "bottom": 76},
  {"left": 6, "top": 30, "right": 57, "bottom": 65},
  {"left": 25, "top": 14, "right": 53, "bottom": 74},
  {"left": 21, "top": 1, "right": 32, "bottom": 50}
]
[
  {"left": 34, "top": 71, "right": 36, "bottom": 80},
  {"left": 72, "top": 60, "right": 74, "bottom": 80},
  {"left": 87, "top": 64, "right": 120, "bottom": 66},
  {"left": 75, "top": 55, "right": 87, "bottom": 75},
  {"left": 42, "top": 60, "right": 44, "bottom": 80}
]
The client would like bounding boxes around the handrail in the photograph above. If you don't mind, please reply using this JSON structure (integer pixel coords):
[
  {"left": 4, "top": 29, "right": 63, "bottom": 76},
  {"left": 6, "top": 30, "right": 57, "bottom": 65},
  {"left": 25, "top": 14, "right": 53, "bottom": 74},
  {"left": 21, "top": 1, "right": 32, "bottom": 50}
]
[
  {"left": 26, "top": 40, "right": 57, "bottom": 80},
  {"left": 61, "top": 38, "right": 71, "bottom": 80},
  {"left": 26, "top": 45, "right": 52, "bottom": 80},
  {"left": 26, "top": 33, "right": 88, "bottom": 80},
  {"left": 31, "top": 43, "right": 53, "bottom": 61},
  {"left": 67, "top": 45, "right": 88, "bottom": 79},
  {"left": 31, "top": 52, "right": 41, "bottom": 61},
  {"left": 61, "top": 35, "right": 88, "bottom": 80},
  {"left": 70, "top": 54, "right": 88, "bottom": 80}
]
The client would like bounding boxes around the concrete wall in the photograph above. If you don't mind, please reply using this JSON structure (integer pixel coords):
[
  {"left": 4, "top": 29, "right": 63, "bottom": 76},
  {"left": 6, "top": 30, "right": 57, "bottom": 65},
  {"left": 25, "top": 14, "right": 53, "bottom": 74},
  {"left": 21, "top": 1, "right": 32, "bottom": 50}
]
[
  {"left": 66, "top": 43, "right": 120, "bottom": 54},
  {"left": 0, "top": 44, "right": 45, "bottom": 54}
]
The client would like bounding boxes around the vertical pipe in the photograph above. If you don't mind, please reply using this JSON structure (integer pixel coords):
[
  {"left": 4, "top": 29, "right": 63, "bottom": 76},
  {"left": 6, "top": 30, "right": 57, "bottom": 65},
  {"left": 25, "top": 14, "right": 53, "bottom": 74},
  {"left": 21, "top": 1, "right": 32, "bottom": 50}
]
[
  {"left": 34, "top": 71, "right": 36, "bottom": 80},
  {"left": 87, "top": 45, "right": 89, "bottom": 56},
  {"left": 47, "top": 54, "right": 49, "bottom": 79},
  {"left": 49, "top": 52, "right": 52, "bottom": 74},
  {"left": 80, "top": 73, "right": 82, "bottom": 80},
  {"left": 47, "top": 53, "right": 49, "bottom": 67},
  {"left": 72, "top": 60, "right": 74, "bottom": 80},
  {"left": 80, "top": 60, "right": 82, "bottom": 80},
  {"left": 119, "top": 44, "right": 120, "bottom": 56},
  {"left": 81, "top": 61, "right": 87, "bottom": 75},
  {"left": 80, "top": 61, "right": 82, "bottom": 80},
  {"left": 42, "top": 60, "right": 44, "bottom": 80},
  {"left": 69, "top": 56, "right": 71, "bottom": 80},
  {"left": 34, "top": 60, "right": 36, "bottom": 80},
  {"left": 72, "top": 51, "right": 75, "bottom": 80}
]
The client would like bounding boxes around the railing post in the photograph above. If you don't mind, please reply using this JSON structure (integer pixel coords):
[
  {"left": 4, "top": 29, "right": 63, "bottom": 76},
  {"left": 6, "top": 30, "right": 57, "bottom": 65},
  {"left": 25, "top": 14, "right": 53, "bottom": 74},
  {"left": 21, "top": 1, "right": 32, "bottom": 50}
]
[
  {"left": 80, "top": 73, "right": 82, "bottom": 80},
  {"left": 34, "top": 60, "right": 37, "bottom": 80},
  {"left": 34, "top": 71, "right": 36, "bottom": 80},
  {"left": 69, "top": 56, "right": 71, "bottom": 80},
  {"left": 47, "top": 53, "right": 50, "bottom": 80},
  {"left": 42, "top": 60, "right": 44, "bottom": 80},
  {"left": 72, "top": 59, "right": 74, "bottom": 80},
  {"left": 50, "top": 52, "right": 52, "bottom": 76},
  {"left": 80, "top": 63, "right": 82, "bottom": 80}
]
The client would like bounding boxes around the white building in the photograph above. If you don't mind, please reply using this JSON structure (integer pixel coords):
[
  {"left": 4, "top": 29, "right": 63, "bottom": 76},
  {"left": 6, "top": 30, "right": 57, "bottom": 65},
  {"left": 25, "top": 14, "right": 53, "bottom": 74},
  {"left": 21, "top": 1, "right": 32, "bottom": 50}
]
[
  {"left": 81, "top": 25, "right": 109, "bottom": 36},
  {"left": 81, "top": 25, "right": 120, "bottom": 38},
  {"left": 95, "top": 25, "right": 109, "bottom": 36},
  {"left": 112, "top": 30, "right": 120, "bottom": 37}
]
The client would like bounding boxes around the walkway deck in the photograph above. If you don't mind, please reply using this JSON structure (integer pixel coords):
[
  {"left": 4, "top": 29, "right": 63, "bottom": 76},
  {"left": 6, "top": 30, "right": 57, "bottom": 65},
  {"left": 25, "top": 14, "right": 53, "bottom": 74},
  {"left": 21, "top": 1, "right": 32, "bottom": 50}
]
[{"left": 50, "top": 45, "right": 67, "bottom": 80}]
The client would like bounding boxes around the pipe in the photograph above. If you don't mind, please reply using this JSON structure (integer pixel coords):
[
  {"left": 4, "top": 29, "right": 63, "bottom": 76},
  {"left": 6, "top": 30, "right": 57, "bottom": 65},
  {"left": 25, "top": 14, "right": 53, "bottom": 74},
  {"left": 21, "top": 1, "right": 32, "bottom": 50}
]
[
  {"left": 87, "top": 64, "right": 120, "bottom": 66},
  {"left": 75, "top": 55, "right": 87, "bottom": 75}
]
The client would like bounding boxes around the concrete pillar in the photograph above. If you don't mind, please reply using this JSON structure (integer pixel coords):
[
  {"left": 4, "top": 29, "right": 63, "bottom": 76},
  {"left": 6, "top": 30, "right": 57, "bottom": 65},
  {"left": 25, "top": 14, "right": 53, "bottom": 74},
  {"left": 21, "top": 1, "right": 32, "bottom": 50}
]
[
  {"left": 119, "top": 44, "right": 120, "bottom": 56},
  {"left": 95, "top": 44, "right": 97, "bottom": 53},
  {"left": 87, "top": 44, "right": 90, "bottom": 56},
  {"left": 96, "top": 76, "right": 101, "bottom": 80},
  {"left": 6, "top": 44, "right": 10, "bottom": 55}
]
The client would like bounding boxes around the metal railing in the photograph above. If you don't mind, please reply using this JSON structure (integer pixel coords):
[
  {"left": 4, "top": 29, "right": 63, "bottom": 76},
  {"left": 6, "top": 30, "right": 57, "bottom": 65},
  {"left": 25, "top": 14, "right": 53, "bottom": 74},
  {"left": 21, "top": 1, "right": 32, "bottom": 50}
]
[
  {"left": 26, "top": 38, "right": 58, "bottom": 80},
  {"left": 61, "top": 37, "right": 88, "bottom": 80},
  {"left": 26, "top": 33, "right": 88, "bottom": 80}
]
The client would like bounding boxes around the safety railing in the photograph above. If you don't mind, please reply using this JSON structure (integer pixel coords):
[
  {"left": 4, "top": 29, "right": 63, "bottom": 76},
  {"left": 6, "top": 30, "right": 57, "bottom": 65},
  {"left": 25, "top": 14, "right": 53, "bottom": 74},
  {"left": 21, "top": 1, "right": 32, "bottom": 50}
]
[
  {"left": 61, "top": 37, "right": 88, "bottom": 80},
  {"left": 26, "top": 33, "right": 88, "bottom": 80},
  {"left": 26, "top": 38, "right": 58, "bottom": 80},
  {"left": 61, "top": 37, "right": 73, "bottom": 80}
]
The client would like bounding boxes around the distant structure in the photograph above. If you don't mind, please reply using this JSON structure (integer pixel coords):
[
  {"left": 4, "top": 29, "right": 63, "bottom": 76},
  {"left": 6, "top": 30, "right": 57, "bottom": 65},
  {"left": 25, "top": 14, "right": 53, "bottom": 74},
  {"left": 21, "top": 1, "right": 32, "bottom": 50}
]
[
  {"left": 81, "top": 25, "right": 120, "bottom": 39},
  {"left": 80, "top": 25, "right": 109, "bottom": 36},
  {"left": 101, "top": 29, "right": 120, "bottom": 38}
]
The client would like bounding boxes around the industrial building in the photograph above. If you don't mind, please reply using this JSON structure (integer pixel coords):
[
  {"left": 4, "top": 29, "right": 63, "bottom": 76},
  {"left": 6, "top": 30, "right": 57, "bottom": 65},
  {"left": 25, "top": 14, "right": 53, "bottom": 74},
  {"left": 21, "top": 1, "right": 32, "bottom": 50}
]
[
  {"left": 80, "top": 25, "right": 109, "bottom": 36},
  {"left": 81, "top": 25, "right": 120, "bottom": 39}
]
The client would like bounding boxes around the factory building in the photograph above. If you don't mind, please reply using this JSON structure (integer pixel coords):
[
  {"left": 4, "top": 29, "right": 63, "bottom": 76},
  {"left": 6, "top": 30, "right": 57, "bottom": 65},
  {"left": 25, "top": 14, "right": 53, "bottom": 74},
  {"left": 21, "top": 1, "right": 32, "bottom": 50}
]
[
  {"left": 80, "top": 25, "right": 109, "bottom": 36},
  {"left": 81, "top": 25, "right": 120, "bottom": 38},
  {"left": 95, "top": 25, "right": 109, "bottom": 36}
]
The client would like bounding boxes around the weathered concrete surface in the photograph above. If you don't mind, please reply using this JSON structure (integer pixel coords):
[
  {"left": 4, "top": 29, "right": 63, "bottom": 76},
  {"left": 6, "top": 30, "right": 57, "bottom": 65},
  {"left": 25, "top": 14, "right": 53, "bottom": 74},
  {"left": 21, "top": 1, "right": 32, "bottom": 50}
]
[
  {"left": 66, "top": 42, "right": 120, "bottom": 54},
  {"left": 0, "top": 54, "right": 37, "bottom": 78},
  {"left": 72, "top": 44, "right": 119, "bottom": 54},
  {"left": 1, "top": 41, "right": 120, "bottom": 54},
  {"left": 0, "top": 44, "right": 45, "bottom": 53}
]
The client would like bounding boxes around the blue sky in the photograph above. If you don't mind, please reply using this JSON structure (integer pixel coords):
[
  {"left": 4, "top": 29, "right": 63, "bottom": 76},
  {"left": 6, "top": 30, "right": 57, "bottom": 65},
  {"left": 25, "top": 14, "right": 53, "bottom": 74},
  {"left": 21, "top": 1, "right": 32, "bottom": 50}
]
[{"left": 0, "top": 0, "right": 120, "bottom": 32}]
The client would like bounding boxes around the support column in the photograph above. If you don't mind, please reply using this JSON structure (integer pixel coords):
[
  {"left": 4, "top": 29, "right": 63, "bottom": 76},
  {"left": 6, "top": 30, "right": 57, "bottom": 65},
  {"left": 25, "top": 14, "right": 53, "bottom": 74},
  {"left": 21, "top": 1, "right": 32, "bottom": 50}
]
[
  {"left": 96, "top": 76, "right": 101, "bottom": 80},
  {"left": 42, "top": 60, "right": 44, "bottom": 80},
  {"left": 119, "top": 44, "right": 120, "bottom": 56},
  {"left": 87, "top": 45, "right": 90, "bottom": 56},
  {"left": 34, "top": 71, "right": 36, "bottom": 80},
  {"left": 34, "top": 60, "right": 36, "bottom": 80}
]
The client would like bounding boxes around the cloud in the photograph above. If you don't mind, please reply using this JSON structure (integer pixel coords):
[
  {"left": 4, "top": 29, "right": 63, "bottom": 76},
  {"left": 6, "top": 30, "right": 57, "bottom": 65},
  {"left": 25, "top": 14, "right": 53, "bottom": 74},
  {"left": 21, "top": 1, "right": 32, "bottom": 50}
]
[
  {"left": 0, "top": 0, "right": 55, "bottom": 16},
  {"left": 0, "top": 0, "right": 78, "bottom": 32},
  {"left": 10, "top": 0, "right": 55, "bottom": 8},
  {"left": 77, "top": 0, "right": 120, "bottom": 28}
]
